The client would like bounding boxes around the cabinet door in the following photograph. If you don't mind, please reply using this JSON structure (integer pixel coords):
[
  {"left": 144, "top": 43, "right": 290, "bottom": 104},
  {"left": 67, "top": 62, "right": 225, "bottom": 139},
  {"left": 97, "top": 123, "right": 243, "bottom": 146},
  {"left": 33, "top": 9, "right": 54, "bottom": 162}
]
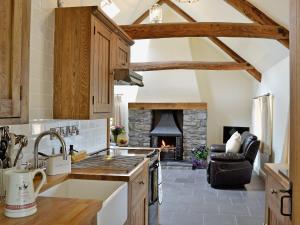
[
  {"left": 91, "top": 16, "right": 113, "bottom": 115},
  {"left": 116, "top": 37, "right": 130, "bottom": 68},
  {"left": 0, "top": 0, "right": 29, "bottom": 123},
  {"left": 131, "top": 197, "right": 148, "bottom": 225},
  {"left": 265, "top": 174, "right": 292, "bottom": 225}
]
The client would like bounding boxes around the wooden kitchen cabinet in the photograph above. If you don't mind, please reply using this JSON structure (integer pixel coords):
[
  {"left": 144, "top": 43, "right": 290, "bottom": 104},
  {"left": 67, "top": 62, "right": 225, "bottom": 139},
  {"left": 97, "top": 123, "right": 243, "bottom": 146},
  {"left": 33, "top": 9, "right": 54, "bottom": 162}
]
[
  {"left": 265, "top": 164, "right": 292, "bottom": 225},
  {"left": 116, "top": 37, "right": 130, "bottom": 69},
  {"left": 0, "top": 0, "right": 30, "bottom": 124},
  {"left": 127, "top": 161, "right": 149, "bottom": 225},
  {"left": 53, "top": 6, "right": 133, "bottom": 119}
]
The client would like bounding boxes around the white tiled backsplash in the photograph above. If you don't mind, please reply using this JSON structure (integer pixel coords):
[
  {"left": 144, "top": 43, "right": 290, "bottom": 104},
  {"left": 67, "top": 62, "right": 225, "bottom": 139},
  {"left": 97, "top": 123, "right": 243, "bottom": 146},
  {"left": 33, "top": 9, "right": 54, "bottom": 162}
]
[
  {"left": 8, "top": 119, "right": 107, "bottom": 163},
  {"left": 3, "top": 0, "right": 108, "bottom": 165}
]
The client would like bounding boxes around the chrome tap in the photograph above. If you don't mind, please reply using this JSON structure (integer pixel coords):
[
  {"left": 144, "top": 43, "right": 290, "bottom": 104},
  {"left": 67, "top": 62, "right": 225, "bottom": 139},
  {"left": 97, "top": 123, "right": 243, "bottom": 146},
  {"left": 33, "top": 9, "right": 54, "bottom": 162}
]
[{"left": 33, "top": 131, "right": 67, "bottom": 169}]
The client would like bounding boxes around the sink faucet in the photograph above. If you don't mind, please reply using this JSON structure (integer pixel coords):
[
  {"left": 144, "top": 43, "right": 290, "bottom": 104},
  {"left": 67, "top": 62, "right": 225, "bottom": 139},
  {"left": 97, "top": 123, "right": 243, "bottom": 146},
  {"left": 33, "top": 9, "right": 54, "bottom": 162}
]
[{"left": 33, "top": 130, "right": 67, "bottom": 169}]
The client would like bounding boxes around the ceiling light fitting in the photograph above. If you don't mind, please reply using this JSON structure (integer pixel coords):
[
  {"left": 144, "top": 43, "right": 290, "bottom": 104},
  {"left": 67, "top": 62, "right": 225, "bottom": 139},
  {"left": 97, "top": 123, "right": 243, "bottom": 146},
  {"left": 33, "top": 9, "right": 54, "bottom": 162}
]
[
  {"left": 176, "top": 0, "right": 199, "bottom": 3},
  {"left": 150, "top": 3, "right": 163, "bottom": 23}
]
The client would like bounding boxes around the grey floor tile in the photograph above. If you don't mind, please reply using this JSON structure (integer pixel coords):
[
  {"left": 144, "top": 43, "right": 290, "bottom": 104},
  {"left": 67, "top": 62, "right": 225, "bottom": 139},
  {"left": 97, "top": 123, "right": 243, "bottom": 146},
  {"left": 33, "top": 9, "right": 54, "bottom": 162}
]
[
  {"left": 236, "top": 216, "right": 264, "bottom": 225},
  {"left": 219, "top": 205, "right": 250, "bottom": 216},
  {"left": 189, "top": 203, "right": 220, "bottom": 215},
  {"left": 217, "top": 190, "right": 243, "bottom": 198},
  {"left": 160, "top": 167, "right": 265, "bottom": 224},
  {"left": 170, "top": 211, "right": 204, "bottom": 225},
  {"left": 204, "top": 215, "right": 236, "bottom": 225},
  {"left": 247, "top": 204, "right": 265, "bottom": 217}
]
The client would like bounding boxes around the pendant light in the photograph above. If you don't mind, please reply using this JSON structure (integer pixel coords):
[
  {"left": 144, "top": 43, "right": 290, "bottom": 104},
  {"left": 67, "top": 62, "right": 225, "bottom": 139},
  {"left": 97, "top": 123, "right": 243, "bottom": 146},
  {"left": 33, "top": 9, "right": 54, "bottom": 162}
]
[
  {"left": 176, "top": 0, "right": 199, "bottom": 3},
  {"left": 150, "top": 3, "right": 163, "bottom": 23}
]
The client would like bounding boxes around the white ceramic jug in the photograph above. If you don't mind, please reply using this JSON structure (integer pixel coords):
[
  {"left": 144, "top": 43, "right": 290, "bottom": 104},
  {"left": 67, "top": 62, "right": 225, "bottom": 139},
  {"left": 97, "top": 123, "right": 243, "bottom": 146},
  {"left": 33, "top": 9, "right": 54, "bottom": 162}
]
[{"left": 4, "top": 169, "right": 46, "bottom": 218}]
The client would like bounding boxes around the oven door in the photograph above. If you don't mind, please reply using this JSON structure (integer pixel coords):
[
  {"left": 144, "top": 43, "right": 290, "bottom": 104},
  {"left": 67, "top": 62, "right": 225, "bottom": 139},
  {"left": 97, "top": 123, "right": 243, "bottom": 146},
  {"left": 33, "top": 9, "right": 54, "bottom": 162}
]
[
  {"left": 149, "top": 161, "right": 159, "bottom": 225},
  {"left": 149, "top": 161, "right": 159, "bottom": 205}
]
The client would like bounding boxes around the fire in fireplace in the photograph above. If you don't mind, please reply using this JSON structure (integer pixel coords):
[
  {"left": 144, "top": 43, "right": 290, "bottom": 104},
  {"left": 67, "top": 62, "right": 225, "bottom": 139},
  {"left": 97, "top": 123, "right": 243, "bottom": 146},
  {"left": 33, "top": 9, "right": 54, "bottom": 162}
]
[
  {"left": 158, "top": 138, "right": 176, "bottom": 161},
  {"left": 150, "top": 110, "right": 183, "bottom": 161},
  {"left": 161, "top": 139, "right": 174, "bottom": 148}
]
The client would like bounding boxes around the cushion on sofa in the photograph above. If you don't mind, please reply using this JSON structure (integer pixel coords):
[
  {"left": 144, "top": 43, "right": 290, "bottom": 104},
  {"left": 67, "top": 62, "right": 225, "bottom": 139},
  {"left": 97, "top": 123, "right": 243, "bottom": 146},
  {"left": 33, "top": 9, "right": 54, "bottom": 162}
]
[{"left": 226, "top": 131, "right": 241, "bottom": 153}]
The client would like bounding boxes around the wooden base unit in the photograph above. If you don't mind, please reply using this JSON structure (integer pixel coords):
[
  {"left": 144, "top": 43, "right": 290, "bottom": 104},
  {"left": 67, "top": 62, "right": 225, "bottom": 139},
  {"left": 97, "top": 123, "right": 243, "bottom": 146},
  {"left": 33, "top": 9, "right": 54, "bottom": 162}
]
[
  {"left": 127, "top": 162, "right": 149, "bottom": 225},
  {"left": 265, "top": 164, "right": 292, "bottom": 225},
  {"left": 53, "top": 6, "right": 133, "bottom": 120}
]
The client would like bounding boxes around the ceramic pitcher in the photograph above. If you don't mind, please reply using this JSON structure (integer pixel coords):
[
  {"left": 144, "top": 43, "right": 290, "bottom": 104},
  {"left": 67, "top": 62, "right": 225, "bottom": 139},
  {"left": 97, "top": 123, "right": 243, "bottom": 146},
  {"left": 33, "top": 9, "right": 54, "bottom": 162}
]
[{"left": 4, "top": 168, "right": 46, "bottom": 218}]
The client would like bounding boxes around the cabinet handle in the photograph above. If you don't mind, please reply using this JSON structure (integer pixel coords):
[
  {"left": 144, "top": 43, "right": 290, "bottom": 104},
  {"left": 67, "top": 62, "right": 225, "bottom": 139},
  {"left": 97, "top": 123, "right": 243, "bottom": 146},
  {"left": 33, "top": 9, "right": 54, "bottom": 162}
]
[
  {"left": 138, "top": 181, "right": 145, "bottom": 185},
  {"left": 280, "top": 187, "right": 293, "bottom": 217},
  {"left": 270, "top": 189, "right": 277, "bottom": 194}
]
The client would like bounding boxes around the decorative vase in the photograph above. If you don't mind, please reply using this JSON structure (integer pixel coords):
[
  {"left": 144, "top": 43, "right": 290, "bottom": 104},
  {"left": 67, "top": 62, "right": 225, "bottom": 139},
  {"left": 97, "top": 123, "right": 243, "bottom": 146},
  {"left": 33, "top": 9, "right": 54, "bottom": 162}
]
[
  {"left": 117, "top": 133, "right": 128, "bottom": 147},
  {"left": 113, "top": 134, "right": 118, "bottom": 144}
]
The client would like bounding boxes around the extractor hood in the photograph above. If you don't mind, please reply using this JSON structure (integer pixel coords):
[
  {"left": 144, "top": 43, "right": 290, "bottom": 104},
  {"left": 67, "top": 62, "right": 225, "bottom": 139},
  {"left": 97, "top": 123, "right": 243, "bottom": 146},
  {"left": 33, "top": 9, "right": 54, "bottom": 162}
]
[{"left": 114, "top": 69, "right": 144, "bottom": 87}]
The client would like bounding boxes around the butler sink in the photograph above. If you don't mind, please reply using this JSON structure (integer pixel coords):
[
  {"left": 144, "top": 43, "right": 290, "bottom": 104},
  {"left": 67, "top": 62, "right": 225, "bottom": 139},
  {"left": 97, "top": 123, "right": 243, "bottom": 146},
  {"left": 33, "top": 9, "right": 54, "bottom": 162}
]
[{"left": 40, "top": 179, "right": 128, "bottom": 225}]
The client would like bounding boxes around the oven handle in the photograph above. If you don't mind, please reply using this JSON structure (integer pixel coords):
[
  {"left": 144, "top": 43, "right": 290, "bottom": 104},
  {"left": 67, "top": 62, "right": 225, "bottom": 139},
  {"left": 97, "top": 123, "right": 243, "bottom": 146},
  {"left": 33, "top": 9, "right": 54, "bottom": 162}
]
[{"left": 149, "top": 161, "right": 159, "bottom": 170}]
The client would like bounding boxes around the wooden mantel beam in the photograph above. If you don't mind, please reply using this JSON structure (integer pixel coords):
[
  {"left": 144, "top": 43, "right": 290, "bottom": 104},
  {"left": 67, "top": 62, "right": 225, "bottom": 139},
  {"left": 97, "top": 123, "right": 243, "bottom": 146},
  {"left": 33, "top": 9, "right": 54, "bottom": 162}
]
[
  {"left": 129, "top": 102, "right": 207, "bottom": 110},
  {"left": 121, "top": 22, "right": 288, "bottom": 40},
  {"left": 224, "top": 0, "right": 289, "bottom": 48},
  {"left": 131, "top": 61, "right": 254, "bottom": 71}
]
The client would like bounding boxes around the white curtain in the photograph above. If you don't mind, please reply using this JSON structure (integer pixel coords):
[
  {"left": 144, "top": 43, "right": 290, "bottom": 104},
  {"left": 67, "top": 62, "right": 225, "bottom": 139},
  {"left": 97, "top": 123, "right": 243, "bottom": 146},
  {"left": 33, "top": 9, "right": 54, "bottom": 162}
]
[
  {"left": 113, "top": 95, "right": 126, "bottom": 126},
  {"left": 252, "top": 95, "right": 273, "bottom": 155}
]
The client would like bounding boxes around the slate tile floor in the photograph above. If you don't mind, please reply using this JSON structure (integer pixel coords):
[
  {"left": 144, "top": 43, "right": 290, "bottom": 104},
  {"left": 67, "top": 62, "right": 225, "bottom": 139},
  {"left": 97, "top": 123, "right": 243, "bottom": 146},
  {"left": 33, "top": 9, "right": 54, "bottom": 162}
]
[{"left": 160, "top": 166, "right": 265, "bottom": 225}]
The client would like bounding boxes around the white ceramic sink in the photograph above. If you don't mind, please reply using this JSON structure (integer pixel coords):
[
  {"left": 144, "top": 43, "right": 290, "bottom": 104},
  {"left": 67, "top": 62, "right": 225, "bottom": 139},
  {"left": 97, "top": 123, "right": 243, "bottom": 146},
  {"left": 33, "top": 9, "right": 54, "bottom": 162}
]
[{"left": 40, "top": 179, "right": 128, "bottom": 225}]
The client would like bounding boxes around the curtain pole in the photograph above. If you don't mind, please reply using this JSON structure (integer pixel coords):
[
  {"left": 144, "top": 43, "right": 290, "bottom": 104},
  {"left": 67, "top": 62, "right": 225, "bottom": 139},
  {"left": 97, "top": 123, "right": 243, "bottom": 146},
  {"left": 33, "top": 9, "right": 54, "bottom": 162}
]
[{"left": 253, "top": 93, "right": 271, "bottom": 99}]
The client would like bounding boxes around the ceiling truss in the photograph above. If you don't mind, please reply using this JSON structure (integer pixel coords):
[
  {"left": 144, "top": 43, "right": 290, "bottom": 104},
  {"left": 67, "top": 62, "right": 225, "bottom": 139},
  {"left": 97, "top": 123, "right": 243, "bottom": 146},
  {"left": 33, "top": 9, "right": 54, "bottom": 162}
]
[
  {"left": 131, "top": 61, "right": 254, "bottom": 71},
  {"left": 128, "top": 0, "right": 290, "bottom": 82}
]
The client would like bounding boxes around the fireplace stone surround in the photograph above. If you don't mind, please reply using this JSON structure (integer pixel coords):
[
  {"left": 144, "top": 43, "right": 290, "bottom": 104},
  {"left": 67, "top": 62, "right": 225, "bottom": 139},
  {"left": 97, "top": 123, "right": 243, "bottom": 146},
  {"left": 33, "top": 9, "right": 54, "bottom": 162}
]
[{"left": 128, "top": 103, "right": 207, "bottom": 160}]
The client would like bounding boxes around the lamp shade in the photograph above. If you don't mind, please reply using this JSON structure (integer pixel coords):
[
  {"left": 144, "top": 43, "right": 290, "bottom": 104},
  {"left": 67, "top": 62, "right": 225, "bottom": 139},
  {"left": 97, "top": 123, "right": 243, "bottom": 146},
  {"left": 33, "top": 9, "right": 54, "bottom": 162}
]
[{"left": 150, "top": 3, "right": 163, "bottom": 23}]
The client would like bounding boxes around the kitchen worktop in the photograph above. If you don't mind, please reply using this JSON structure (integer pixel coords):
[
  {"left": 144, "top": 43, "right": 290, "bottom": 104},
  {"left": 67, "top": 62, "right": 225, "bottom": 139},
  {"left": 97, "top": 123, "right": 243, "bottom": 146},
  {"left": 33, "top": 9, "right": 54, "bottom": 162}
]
[
  {"left": 0, "top": 153, "right": 150, "bottom": 225},
  {"left": 0, "top": 197, "right": 101, "bottom": 225}
]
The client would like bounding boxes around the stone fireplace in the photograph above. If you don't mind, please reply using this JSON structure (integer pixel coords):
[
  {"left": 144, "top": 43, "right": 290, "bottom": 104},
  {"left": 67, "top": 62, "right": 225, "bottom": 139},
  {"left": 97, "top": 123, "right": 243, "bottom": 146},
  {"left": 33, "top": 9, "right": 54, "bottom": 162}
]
[{"left": 128, "top": 103, "right": 207, "bottom": 160}]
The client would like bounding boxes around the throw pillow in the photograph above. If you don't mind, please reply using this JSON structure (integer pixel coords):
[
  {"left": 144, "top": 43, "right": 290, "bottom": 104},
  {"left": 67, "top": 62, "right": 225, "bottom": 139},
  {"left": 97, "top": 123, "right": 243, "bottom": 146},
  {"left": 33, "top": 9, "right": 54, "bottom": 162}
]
[{"left": 226, "top": 131, "right": 241, "bottom": 153}]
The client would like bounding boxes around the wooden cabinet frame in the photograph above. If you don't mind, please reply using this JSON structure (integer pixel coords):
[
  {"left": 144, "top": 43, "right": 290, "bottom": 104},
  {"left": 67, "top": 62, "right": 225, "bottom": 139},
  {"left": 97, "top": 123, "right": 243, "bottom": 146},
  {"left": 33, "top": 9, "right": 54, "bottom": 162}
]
[
  {"left": 0, "top": 0, "right": 30, "bottom": 124},
  {"left": 53, "top": 7, "right": 133, "bottom": 120},
  {"left": 290, "top": 0, "right": 300, "bottom": 224}
]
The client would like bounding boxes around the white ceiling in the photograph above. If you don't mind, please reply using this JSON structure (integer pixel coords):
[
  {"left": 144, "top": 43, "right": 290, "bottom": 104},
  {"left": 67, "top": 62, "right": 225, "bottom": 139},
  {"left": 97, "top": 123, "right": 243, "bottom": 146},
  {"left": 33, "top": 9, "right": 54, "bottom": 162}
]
[{"left": 112, "top": 0, "right": 289, "bottom": 74}]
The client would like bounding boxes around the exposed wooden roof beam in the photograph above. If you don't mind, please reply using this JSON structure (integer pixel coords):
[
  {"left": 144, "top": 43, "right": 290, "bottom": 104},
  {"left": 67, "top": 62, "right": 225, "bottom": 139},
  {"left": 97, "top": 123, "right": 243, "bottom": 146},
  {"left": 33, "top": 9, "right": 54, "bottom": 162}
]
[
  {"left": 121, "top": 22, "right": 288, "bottom": 40},
  {"left": 162, "top": 0, "right": 262, "bottom": 81},
  {"left": 164, "top": 0, "right": 196, "bottom": 22},
  {"left": 131, "top": 61, "right": 254, "bottom": 71},
  {"left": 224, "top": 0, "right": 289, "bottom": 48},
  {"left": 130, "top": 0, "right": 261, "bottom": 81},
  {"left": 208, "top": 38, "right": 261, "bottom": 81}
]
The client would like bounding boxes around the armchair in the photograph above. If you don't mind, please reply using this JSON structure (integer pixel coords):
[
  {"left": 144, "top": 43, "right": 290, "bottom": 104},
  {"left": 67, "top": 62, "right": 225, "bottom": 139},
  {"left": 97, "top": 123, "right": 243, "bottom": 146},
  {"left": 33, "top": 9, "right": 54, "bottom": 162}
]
[{"left": 207, "top": 132, "right": 260, "bottom": 188}]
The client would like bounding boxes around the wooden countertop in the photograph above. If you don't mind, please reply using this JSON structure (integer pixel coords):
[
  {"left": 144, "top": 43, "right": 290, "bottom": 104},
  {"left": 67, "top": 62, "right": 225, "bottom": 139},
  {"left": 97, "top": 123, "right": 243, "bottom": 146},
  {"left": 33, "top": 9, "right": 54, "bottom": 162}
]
[
  {"left": 265, "top": 163, "right": 290, "bottom": 188},
  {"left": 0, "top": 157, "right": 149, "bottom": 225},
  {"left": 0, "top": 197, "right": 101, "bottom": 225},
  {"left": 70, "top": 158, "right": 149, "bottom": 182}
]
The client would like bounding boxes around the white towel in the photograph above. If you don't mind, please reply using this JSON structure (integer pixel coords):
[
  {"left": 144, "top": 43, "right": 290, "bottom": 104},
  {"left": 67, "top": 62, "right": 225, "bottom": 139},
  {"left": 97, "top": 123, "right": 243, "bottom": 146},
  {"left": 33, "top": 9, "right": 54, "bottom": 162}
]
[{"left": 158, "top": 162, "right": 163, "bottom": 204}]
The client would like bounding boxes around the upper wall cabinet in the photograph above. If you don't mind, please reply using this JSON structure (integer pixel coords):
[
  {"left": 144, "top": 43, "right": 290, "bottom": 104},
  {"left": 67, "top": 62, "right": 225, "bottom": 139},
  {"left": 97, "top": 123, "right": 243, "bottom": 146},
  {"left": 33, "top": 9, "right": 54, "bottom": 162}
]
[
  {"left": 53, "top": 6, "right": 134, "bottom": 120},
  {"left": 0, "top": 0, "right": 30, "bottom": 125},
  {"left": 116, "top": 37, "right": 130, "bottom": 69}
]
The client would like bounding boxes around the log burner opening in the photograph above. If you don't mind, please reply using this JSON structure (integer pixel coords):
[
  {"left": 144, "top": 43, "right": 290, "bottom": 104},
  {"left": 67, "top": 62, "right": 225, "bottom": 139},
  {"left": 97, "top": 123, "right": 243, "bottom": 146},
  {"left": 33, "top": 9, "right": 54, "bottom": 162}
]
[
  {"left": 150, "top": 110, "right": 183, "bottom": 161},
  {"left": 159, "top": 137, "right": 177, "bottom": 161}
]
